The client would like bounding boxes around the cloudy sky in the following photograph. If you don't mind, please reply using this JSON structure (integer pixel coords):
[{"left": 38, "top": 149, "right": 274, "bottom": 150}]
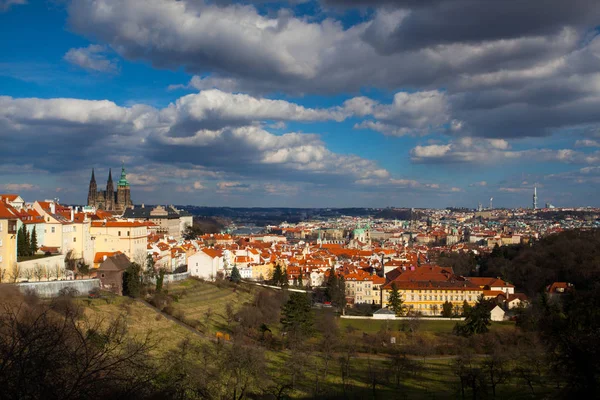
[{"left": 1, "top": 0, "right": 599, "bottom": 208}]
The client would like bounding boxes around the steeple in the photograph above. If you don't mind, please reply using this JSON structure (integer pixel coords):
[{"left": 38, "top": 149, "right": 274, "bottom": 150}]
[
  {"left": 108, "top": 168, "right": 113, "bottom": 183},
  {"left": 118, "top": 162, "right": 129, "bottom": 187},
  {"left": 87, "top": 168, "right": 98, "bottom": 207}
]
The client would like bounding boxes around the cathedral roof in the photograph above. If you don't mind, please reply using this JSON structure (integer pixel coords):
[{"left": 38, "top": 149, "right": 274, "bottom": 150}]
[{"left": 118, "top": 164, "right": 129, "bottom": 187}]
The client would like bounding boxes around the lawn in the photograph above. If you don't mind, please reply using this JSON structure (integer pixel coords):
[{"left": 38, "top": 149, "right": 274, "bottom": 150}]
[
  {"left": 166, "top": 279, "right": 257, "bottom": 335},
  {"left": 338, "top": 317, "right": 516, "bottom": 334},
  {"left": 78, "top": 295, "right": 204, "bottom": 352}
]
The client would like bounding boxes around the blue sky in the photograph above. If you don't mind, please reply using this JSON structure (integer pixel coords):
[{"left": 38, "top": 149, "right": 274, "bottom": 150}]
[{"left": 1, "top": 0, "right": 600, "bottom": 208}]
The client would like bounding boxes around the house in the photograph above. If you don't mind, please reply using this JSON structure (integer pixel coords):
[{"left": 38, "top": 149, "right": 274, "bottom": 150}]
[
  {"left": 490, "top": 305, "right": 505, "bottom": 321},
  {"left": 467, "top": 277, "right": 515, "bottom": 295},
  {"left": 506, "top": 293, "right": 529, "bottom": 309},
  {"left": 187, "top": 248, "right": 224, "bottom": 280},
  {"left": 0, "top": 201, "right": 18, "bottom": 281},
  {"left": 97, "top": 253, "right": 131, "bottom": 295}
]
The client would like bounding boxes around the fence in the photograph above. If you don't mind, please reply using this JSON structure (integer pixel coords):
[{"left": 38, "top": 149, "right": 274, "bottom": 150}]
[
  {"left": 340, "top": 315, "right": 465, "bottom": 321},
  {"left": 16, "top": 279, "right": 100, "bottom": 298}
]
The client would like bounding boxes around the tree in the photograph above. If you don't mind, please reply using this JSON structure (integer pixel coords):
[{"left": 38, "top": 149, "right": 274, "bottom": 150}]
[
  {"left": 230, "top": 265, "right": 241, "bottom": 283},
  {"left": 272, "top": 263, "right": 284, "bottom": 286},
  {"left": 281, "top": 267, "right": 289, "bottom": 287},
  {"left": 442, "top": 301, "right": 453, "bottom": 318},
  {"left": 454, "top": 296, "right": 492, "bottom": 337},
  {"left": 280, "top": 293, "right": 313, "bottom": 342},
  {"left": 123, "top": 262, "right": 142, "bottom": 297},
  {"left": 17, "top": 226, "right": 25, "bottom": 257},
  {"left": 297, "top": 272, "right": 303, "bottom": 287},
  {"left": 77, "top": 261, "right": 90, "bottom": 279},
  {"left": 24, "top": 228, "right": 31, "bottom": 256},
  {"left": 388, "top": 282, "right": 404, "bottom": 316},
  {"left": 29, "top": 226, "right": 38, "bottom": 255},
  {"left": 33, "top": 265, "right": 45, "bottom": 282},
  {"left": 155, "top": 268, "right": 166, "bottom": 293},
  {"left": 325, "top": 267, "right": 346, "bottom": 314}
]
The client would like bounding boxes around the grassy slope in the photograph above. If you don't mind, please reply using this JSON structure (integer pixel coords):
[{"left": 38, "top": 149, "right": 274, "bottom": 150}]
[
  {"left": 339, "top": 317, "right": 516, "bottom": 334},
  {"left": 166, "top": 279, "right": 256, "bottom": 335}
]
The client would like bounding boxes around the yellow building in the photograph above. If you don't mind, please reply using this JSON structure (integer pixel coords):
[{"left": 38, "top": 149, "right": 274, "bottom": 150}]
[
  {"left": 90, "top": 220, "right": 148, "bottom": 260},
  {"left": 0, "top": 202, "right": 18, "bottom": 282},
  {"left": 251, "top": 262, "right": 275, "bottom": 281},
  {"left": 382, "top": 280, "right": 482, "bottom": 316}
]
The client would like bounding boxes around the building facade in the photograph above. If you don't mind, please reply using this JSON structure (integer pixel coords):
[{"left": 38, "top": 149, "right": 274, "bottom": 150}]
[{"left": 87, "top": 165, "right": 132, "bottom": 212}]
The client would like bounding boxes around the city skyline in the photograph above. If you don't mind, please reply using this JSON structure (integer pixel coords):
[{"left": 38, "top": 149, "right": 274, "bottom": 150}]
[{"left": 1, "top": 1, "right": 600, "bottom": 208}]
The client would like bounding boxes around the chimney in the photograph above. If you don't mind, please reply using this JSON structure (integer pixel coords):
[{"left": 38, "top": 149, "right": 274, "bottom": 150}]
[
  {"left": 70, "top": 208, "right": 74, "bottom": 222},
  {"left": 103, "top": 255, "right": 107, "bottom": 261},
  {"left": 50, "top": 202, "right": 55, "bottom": 214}
]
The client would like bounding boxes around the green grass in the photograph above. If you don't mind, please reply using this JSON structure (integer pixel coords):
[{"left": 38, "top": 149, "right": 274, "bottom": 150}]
[
  {"left": 167, "top": 279, "right": 256, "bottom": 335},
  {"left": 339, "top": 317, "right": 516, "bottom": 334},
  {"left": 78, "top": 296, "right": 203, "bottom": 352}
]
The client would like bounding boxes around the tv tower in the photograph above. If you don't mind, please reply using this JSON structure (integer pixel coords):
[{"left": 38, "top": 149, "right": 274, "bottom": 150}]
[{"left": 533, "top": 186, "right": 538, "bottom": 210}]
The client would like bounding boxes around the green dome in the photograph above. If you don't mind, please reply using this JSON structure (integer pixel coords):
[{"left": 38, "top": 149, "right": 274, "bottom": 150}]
[{"left": 118, "top": 164, "right": 129, "bottom": 187}]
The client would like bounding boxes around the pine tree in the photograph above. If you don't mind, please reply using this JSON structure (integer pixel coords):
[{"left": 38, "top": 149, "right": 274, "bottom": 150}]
[
  {"left": 388, "top": 282, "right": 404, "bottom": 315},
  {"left": 442, "top": 301, "right": 454, "bottom": 318},
  {"left": 24, "top": 228, "right": 31, "bottom": 256},
  {"left": 17, "top": 226, "right": 25, "bottom": 257},
  {"left": 297, "top": 272, "right": 303, "bottom": 287},
  {"left": 272, "top": 263, "right": 283, "bottom": 286},
  {"left": 30, "top": 226, "right": 38, "bottom": 256},
  {"left": 281, "top": 267, "right": 289, "bottom": 286},
  {"left": 230, "top": 265, "right": 241, "bottom": 283}
]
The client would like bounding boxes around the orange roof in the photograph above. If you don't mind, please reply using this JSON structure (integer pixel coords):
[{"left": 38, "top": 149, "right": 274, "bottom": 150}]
[
  {"left": 94, "top": 251, "right": 122, "bottom": 263},
  {"left": 0, "top": 202, "right": 16, "bottom": 219},
  {"left": 0, "top": 194, "right": 20, "bottom": 202},
  {"left": 202, "top": 248, "right": 223, "bottom": 258}
]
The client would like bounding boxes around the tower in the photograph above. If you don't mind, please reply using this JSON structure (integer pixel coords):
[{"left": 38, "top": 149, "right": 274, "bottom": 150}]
[
  {"left": 533, "top": 186, "right": 538, "bottom": 210},
  {"left": 105, "top": 168, "right": 114, "bottom": 211},
  {"left": 116, "top": 163, "right": 132, "bottom": 211},
  {"left": 87, "top": 169, "right": 97, "bottom": 207}
]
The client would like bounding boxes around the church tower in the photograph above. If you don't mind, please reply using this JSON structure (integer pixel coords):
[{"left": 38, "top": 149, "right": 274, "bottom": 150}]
[
  {"left": 105, "top": 168, "right": 115, "bottom": 211},
  {"left": 87, "top": 169, "right": 97, "bottom": 207},
  {"left": 116, "top": 163, "right": 132, "bottom": 211}
]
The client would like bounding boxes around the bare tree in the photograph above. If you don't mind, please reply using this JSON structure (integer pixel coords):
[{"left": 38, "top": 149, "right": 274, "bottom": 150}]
[
  {"left": 33, "top": 264, "right": 44, "bottom": 282},
  {"left": 23, "top": 268, "right": 33, "bottom": 282},
  {"left": 9, "top": 263, "right": 21, "bottom": 283}
]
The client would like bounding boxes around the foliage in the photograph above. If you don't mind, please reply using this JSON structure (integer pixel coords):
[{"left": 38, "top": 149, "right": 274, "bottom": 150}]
[
  {"left": 280, "top": 292, "right": 314, "bottom": 341},
  {"left": 436, "top": 251, "right": 477, "bottom": 277},
  {"left": 230, "top": 265, "right": 242, "bottom": 283},
  {"left": 271, "top": 263, "right": 284, "bottom": 286},
  {"left": 442, "top": 301, "right": 453, "bottom": 318},
  {"left": 29, "top": 226, "right": 38, "bottom": 255},
  {"left": 325, "top": 267, "right": 346, "bottom": 313},
  {"left": 454, "top": 296, "right": 492, "bottom": 337},
  {"left": 387, "top": 282, "right": 404, "bottom": 316},
  {"left": 123, "top": 262, "right": 142, "bottom": 298},
  {"left": 155, "top": 268, "right": 166, "bottom": 293},
  {"left": 297, "top": 272, "right": 303, "bottom": 287}
]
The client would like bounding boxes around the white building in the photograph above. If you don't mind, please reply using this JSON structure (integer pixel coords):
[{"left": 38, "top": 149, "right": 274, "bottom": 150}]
[{"left": 187, "top": 248, "right": 224, "bottom": 280}]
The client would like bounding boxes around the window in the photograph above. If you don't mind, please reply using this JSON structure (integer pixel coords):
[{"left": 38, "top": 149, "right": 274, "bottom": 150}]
[
  {"left": 0, "top": 255, "right": 2, "bottom": 262},
  {"left": 73, "top": 238, "right": 76, "bottom": 242},
  {"left": 0, "top": 239, "right": 2, "bottom": 247},
  {"left": 0, "top": 223, "right": 2, "bottom": 232},
  {"left": 127, "top": 231, "right": 130, "bottom": 236},
  {"left": 118, "top": 231, "right": 121, "bottom": 237},
  {"left": 8, "top": 221, "right": 17, "bottom": 234},
  {"left": 51, "top": 227, "right": 55, "bottom": 233},
  {"left": 101, "top": 273, "right": 105, "bottom": 278}
]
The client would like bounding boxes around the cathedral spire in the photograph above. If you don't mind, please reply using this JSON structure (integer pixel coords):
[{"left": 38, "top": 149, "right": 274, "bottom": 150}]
[
  {"left": 108, "top": 168, "right": 113, "bottom": 182},
  {"left": 90, "top": 168, "right": 96, "bottom": 183}
]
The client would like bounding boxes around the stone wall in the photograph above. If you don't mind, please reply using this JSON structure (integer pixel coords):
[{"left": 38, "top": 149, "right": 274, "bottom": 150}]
[{"left": 16, "top": 279, "right": 100, "bottom": 298}]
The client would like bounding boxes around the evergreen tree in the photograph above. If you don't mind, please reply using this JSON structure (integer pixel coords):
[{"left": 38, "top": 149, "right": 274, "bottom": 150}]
[
  {"left": 280, "top": 292, "right": 314, "bottom": 340},
  {"left": 30, "top": 226, "right": 38, "bottom": 256},
  {"left": 281, "top": 267, "right": 289, "bottom": 286},
  {"left": 442, "top": 301, "right": 454, "bottom": 318},
  {"left": 297, "top": 272, "right": 303, "bottom": 287},
  {"left": 17, "top": 226, "right": 26, "bottom": 257},
  {"left": 326, "top": 268, "right": 346, "bottom": 313},
  {"left": 123, "top": 263, "right": 142, "bottom": 298},
  {"left": 155, "top": 268, "right": 165, "bottom": 293},
  {"left": 230, "top": 265, "right": 241, "bottom": 283},
  {"left": 24, "top": 228, "right": 31, "bottom": 256},
  {"left": 454, "top": 296, "right": 492, "bottom": 336},
  {"left": 272, "top": 263, "right": 283, "bottom": 286},
  {"left": 388, "top": 282, "right": 404, "bottom": 315}
]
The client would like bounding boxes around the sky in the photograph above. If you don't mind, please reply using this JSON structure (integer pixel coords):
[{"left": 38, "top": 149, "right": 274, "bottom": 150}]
[{"left": 1, "top": 0, "right": 600, "bottom": 208}]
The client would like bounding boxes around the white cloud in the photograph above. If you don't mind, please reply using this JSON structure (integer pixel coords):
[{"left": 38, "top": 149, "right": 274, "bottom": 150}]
[
  {"left": 0, "top": 0, "right": 26, "bottom": 12},
  {"left": 1, "top": 183, "right": 38, "bottom": 191},
  {"left": 64, "top": 44, "right": 119, "bottom": 73},
  {"left": 575, "top": 139, "right": 600, "bottom": 148}
]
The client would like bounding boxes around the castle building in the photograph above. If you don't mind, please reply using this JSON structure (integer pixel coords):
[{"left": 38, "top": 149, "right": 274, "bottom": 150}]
[{"left": 87, "top": 165, "right": 132, "bottom": 212}]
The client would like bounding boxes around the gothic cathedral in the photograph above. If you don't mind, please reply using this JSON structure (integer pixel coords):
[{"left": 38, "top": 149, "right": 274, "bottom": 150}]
[{"left": 87, "top": 164, "right": 132, "bottom": 212}]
